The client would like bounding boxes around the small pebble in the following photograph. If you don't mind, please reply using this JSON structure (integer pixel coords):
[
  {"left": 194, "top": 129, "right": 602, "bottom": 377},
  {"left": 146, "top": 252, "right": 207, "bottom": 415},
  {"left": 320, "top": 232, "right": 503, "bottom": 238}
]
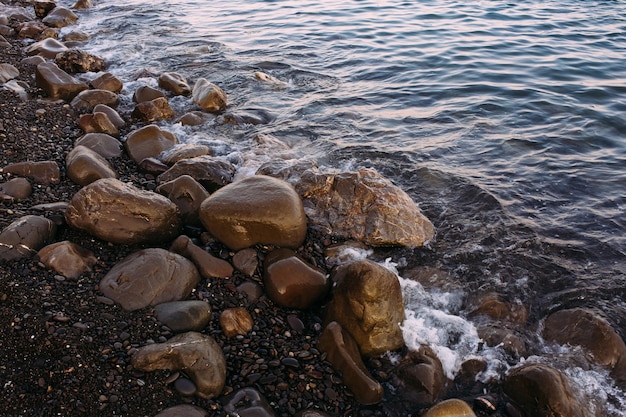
[{"left": 174, "top": 377, "right": 197, "bottom": 396}]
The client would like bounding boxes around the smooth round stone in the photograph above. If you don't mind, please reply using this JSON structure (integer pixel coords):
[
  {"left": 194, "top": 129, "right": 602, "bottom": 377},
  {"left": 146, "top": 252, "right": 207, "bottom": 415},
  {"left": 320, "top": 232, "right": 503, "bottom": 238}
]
[
  {"left": 232, "top": 248, "right": 258, "bottom": 276},
  {"left": 174, "top": 377, "right": 197, "bottom": 396},
  {"left": 154, "top": 300, "right": 211, "bottom": 333},
  {"left": 422, "top": 399, "right": 476, "bottom": 417},
  {"left": 220, "top": 307, "right": 254, "bottom": 338},
  {"left": 192, "top": 78, "right": 227, "bottom": 113},
  {"left": 0, "top": 177, "right": 32, "bottom": 199},
  {"left": 124, "top": 124, "right": 178, "bottom": 164}
]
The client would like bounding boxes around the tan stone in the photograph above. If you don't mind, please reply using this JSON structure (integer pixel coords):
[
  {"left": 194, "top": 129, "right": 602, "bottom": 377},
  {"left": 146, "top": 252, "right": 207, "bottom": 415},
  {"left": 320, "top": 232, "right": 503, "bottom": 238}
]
[
  {"left": 220, "top": 307, "right": 254, "bottom": 338},
  {"left": 66, "top": 145, "right": 116, "bottom": 186},
  {"left": 124, "top": 124, "right": 178, "bottom": 164},
  {"left": 75, "top": 133, "right": 122, "bottom": 158},
  {"left": 192, "top": 78, "right": 227, "bottom": 113},
  {"left": 37, "top": 240, "right": 97, "bottom": 279},
  {"left": 35, "top": 62, "right": 87, "bottom": 100},
  {"left": 2, "top": 160, "right": 60, "bottom": 184},
  {"left": 159, "top": 72, "right": 191, "bottom": 96}
]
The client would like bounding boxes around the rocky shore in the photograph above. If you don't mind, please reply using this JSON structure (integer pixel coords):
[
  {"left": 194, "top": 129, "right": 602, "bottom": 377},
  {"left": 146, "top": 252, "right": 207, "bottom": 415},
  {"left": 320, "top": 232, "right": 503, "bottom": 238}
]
[{"left": 2, "top": 1, "right": 626, "bottom": 417}]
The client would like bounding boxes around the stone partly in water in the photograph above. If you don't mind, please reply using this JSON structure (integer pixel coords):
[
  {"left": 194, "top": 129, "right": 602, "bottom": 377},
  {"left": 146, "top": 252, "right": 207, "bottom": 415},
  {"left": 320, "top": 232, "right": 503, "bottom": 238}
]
[
  {"left": 90, "top": 72, "right": 123, "bottom": 93},
  {"left": 156, "top": 175, "right": 209, "bottom": 226},
  {"left": 132, "top": 97, "right": 175, "bottom": 122},
  {"left": 66, "top": 145, "right": 117, "bottom": 186},
  {"left": 154, "top": 300, "right": 212, "bottom": 333},
  {"left": 192, "top": 78, "right": 227, "bottom": 113},
  {"left": 35, "top": 62, "right": 88, "bottom": 100},
  {"left": 65, "top": 178, "right": 181, "bottom": 245},
  {"left": 133, "top": 85, "right": 165, "bottom": 103},
  {"left": 318, "top": 321, "right": 384, "bottom": 405},
  {"left": 2, "top": 160, "right": 60, "bottom": 184},
  {"left": 542, "top": 307, "right": 626, "bottom": 382},
  {"left": 0, "top": 215, "right": 56, "bottom": 263},
  {"left": 159, "top": 143, "right": 211, "bottom": 166},
  {"left": 503, "top": 363, "right": 587, "bottom": 417},
  {"left": 159, "top": 71, "right": 191, "bottom": 96},
  {"left": 199, "top": 175, "right": 307, "bottom": 251},
  {"left": 124, "top": 124, "right": 178, "bottom": 165},
  {"left": 263, "top": 248, "right": 328, "bottom": 309},
  {"left": 223, "top": 388, "right": 276, "bottom": 417},
  {"left": 100, "top": 248, "right": 200, "bottom": 311},
  {"left": 131, "top": 331, "right": 226, "bottom": 399},
  {"left": 391, "top": 347, "right": 446, "bottom": 405},
  {"left": 37, "top": 240, "right": 97, "bottom": 279},
  {"left": 421, "top": 399, "right": 476, "bottom": 417},
  {"left": 157, "top": 155, "right": 235, "bottom": 193},
  {"left": 324, "top": 259, "right": 405, "bottom": 357}
]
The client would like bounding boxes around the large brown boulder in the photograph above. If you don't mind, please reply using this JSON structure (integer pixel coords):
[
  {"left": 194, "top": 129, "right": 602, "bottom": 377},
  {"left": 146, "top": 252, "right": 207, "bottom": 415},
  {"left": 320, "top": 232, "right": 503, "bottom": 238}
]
[
  {"left": 42, "top": 6, "right": 78, "bottom": 28},
  {"left": 124, "top": 124, "right": 178, "bottom": 164},
  {"left": 100, "top": 248, "right": 199, "bottom": 311},
  {"left": 503, "top": 363, "right": 586, "bottom": 417},
  {"left": 391, "top": 347, "right": 446, "bottom": 405},
  {"left": 159, "top": 72, "right": 191, "bottom": 96},
  {"left": 132, "top": 97, "right": 175, "bottom": 122},
  {"left": 324, "top": 259, "right": 405, "bottom": 357},
  {"left": 0, "top": 215, "right": 56, "bottom": 263},
  {"left": 65, "top": 178, "right": 180, "bottom": 245},
  {"left": 35, "top": 62, "right": 87, "bottom": 100},
  {"left": 199, "top": 175, "right": 307, "bottom": 250},
  {"left": 131, "top": 331, "right": 226, "bottom": 398},
  {"left": 542, "top": 307, "right": 626, "bottom": 382}
]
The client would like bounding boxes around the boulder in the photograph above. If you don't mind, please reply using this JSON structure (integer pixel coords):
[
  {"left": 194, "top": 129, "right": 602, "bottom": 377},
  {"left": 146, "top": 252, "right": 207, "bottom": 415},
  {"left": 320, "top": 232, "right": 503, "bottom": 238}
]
[
  {"left": 131, "top": 331, "right": 226, "bottom": 399},
  {"left": 75, "top": 133, "right": 122, "bottom": 158},
  {"left": 158, "top": 72, "right": 191, "bottom": 96},
  {"left": 65, "top": 178, "right": 180, "bottom": 245},
  {"left": 132, "top": 96, "right": 175, "bottom": 122},
  {"left": 70, "top": 89, "right": 119, "bottom": 112},
  {"left": 35, "top": 62, "right": 87, "bottom": 100},
  {"left": 503, "top": 363, "right": 586, "bottom": 417},
  {"left": 155, "top": 175, "right": 209, "bottom": 226},
  {"left": 124, "top": 124, "right": 178, "bottom": 164},
  {"left": 66, "top": 145, "right": 116, "bottom": 186},
  {"left": 199, "top": 175, "right": 307, "bottom": 250},
  {"left": 157, "top": 155, "right": 235, "bottom": 192},
  {"left": 55, "top": 49, "right": 105, "bottom": 73},
  {"left": 154, "top": 300, "right": 212, "bottom": 333},
  {"left": 2, "top": 160, "right": 60, "bottom": 184},
  {"left": 192, "top": 78, "right": 227, "bottom": 113},
  {"left": 42, "top": 6, "right": 78, "bottom": 28},
  {"left": 324, "top": 259, "right": 405, "bottom": 357},
  {"left": 159, "top": 144, "right": 211, "bottom": 166},
  {"left": 0, "top": 177, "right": 32, "bottom": 200},
  {"left": 133, "top": 85, "right": 165, "bottom": 103},
  {"left": 170, "top": 235, "right": 233, "bottom": 278},
  {"left": 100, "top": 248, "right": 199, "bottom": 311},
  {"left": 26, "top": 38, "right": 67, "bottom": 58},
  {"left": 391, "top": 347, "right": 446, "bottom": 405},
  {"left": 37, "top": 240, "right": 97, "bottom": 279},
  {"left": 319, "top": 321, "right": 383, "bottom": 405},
  {"left": 220, "top": 307, "right": 254, "bottom": 338},
  {"left": 0, "top": 215, "right": 56, "bottom": 263},
  {"left": 263, "top": 248, "right": 328, "bottom": 309},
  {"left": 542, "top": 307, "right": 626, "bottom": 381},
  {"left": 71, "top": 0, "right": 92, "bottom": 10},
  {"left": 223, "top": 388, "right": 275, "bottom": 417},
  {"left": 89, "top": 72, "right": 123, "bottom": 93},
  {"left": 422, "top": 399, "right": 476, "bottom": 417},
  {"left": 0, "top": 63, "right": 19, "bottom": 83},
  {"left": 478, "top": 324, "right": 527, "bottom": 359},
  {"left": 77, "top": 111, "right": 119, "bottom": 137}
]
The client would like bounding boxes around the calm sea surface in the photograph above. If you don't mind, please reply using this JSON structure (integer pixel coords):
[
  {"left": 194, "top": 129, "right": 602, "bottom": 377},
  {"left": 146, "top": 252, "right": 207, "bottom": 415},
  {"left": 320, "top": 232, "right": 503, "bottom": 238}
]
[{"left": 69, "top": 0, "right": 626, "bottom": 413}]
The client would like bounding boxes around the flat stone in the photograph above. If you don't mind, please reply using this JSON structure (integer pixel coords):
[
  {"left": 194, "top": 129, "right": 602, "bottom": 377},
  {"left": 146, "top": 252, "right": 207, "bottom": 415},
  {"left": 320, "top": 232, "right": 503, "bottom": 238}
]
[
  {"left": 157, "top": 155, "right": 235, "bottom": 193},
  {"left": 75, "top": 133, "right": 122, "bottom": 158},
  {"left": 131, "top": 331, "right": 226, "bottom": 399},
  {"left": 156, "top": 175, "right": 209, "bottom": 226},
  {"left": 62, "top": 30, "right": 90, "bottom": 42},
  {"left": 220, "top": 307, "right": 254, "bottom": 338},
  {"left": 93, "top": 104, "right": 125, "bottom": 128},
  {"left": 192, "top": 78, "right": 227, "bottom": 113},
  {"left": 2, "top": 160, "right": 60, "bottom": 184},
  {"left": 159, "top": 72, "right": 191, "bottom": 96},
  {"left": 100, "top": 248, "right": 199, "bottom": 311},
  {"left": 133, "top": 85, "right": 165, "bottom": 103},
  {"left": 0, "top": 215, "right": 56, "bottom": 263},
  {"left": 319, "top": 321, "right": 383, "bottom": 405},
  {"left": 199, "top": 175, "right": 307, "bottom": 250},
  {"left": 37, "top": 240, "right": 97, "bottom": 279},
  {"left": 154, "top": 300, "right": 211, "bottom": 333},
  {"left": 124, "top": 124, "right": 178, "bottom": 164},
  {"left": 177, "top": 111, "right": 209, "bottom": 126},
  {"left": 70, "top": 89, "right": 119, "bottom": 112},
  {"left": 66, "top": 145, "right": 117, "bottom": 186},
  {"left": 170, "top": 235, "right": 233, "bottom": 278},
  {"left": 159, "top": 144, "right": 211, "bottom": 166},
  {"left": 0, "top": 177, "right": 32, "bottom": 200},
  {"left": 65, "top": 178, "right": 181, "bottom": 245},
  {"left": 27, "top": 38, "right": 68, "bottom": 58},
  {"left": 35, "top": 62, "right": 87, "bottom": 100},
  {"left": 0, "top": 63, "right": 19, "bottom": 83}
]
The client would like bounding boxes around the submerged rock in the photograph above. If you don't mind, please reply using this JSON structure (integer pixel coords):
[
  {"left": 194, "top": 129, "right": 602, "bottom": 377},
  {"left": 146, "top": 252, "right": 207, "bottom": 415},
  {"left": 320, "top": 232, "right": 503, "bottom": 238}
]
[{"left": 159, "top": 71, "right": 191, "bottom": 96}]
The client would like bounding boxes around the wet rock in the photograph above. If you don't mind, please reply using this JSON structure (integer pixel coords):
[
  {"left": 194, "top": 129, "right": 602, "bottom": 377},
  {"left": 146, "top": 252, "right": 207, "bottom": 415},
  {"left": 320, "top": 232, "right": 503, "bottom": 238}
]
[
  {"left": 0, "top": 63, "right": 19, "bottom": 83},
  {"left": 125, "top": 124, "right": 178, "bottom": 165},
  {"left": 159, "top": 144, "right": 211, "bottom": 166},
  {"left": 254, "top": 71, "right": 288, "bottom": 87},
  {"left": 66, "top": 145, "right": 117, "bottom": 186},
  {"left": 542, "top": 307, "right": 626, "bottom": 381},
  {"left": 232, "top": 248, "right": 258, "bottom": 276},
  {"left": 299, "top": 168, "right": 435, "bottom": 247},
  {"left": 503, "top": 363, "right": 586, "bottom": 417},
  {"left": 133, "top": 85, "right": 165, "bottom": 103},
  {"left": 263, "top": 248, "right": 328, "bottom": 309},
  {"left": 324, "top": 258, "right": 405, "bottom": 357},
  {"left": 131, "top": 331, "right": 226, "bottom": 399},
  {"left": 0, "top": 215, "right": 56, "bottom": 263},
  {"left": 42, "top": 6, "right": 78, "bottom": 28},
  {"left": 154, "top": 405, "right": 207, "bottom": 417},
  {"left": 220, "top": 307, "right": 254, "bottom": 338},
  {"left": 55, "top": 49, "right": 105, "bottom": 73},
  {"left": 154, "top": 300, "right": 212, "bottom": 333},
  {"left": 391, "top": 347, "right": 446, "bottom": 405},
  {"left": 17, "top": 21, "right": 48, "bottom": 39},
  {"left": 100, "top": 248, "right": 199, "bottom": 311},
  {"left": 159, "top": 71, "right": 191, "bottom": 96},
  {"left": 199, "top": 175, "right": 307, "bottom": 250},
  {"left": 89, "top": 72, "right": 123, "bottom": 93},
  {"left": 75, "top": 133, "right": 122, "bottom": 158},
  {"left": 93, "top": 104, "right": 125, "bottom": 129},
  {"left": 71, "top": 0, "right": 92, "bottom": 10},
  {"left": 477, "top": 324, "right": 527, "bottom": 359},
  {"left": 35, "top": 62, "right": 87, "bottom": 100},
  {"left": 156, "top": 175, "right": 209, "bottom": 226},
  {"left": 468, "top": 292, "right": 527, "bottom": 324},
  {"left": 0, "top": 177, "right": 32, "bottom": 200},
  {"left": 37, "top": 240, "right": 97, "bottom": 279},
  {"left": 177, "top": 111, "right": 209, "bottom": 126},
  {"left": 223, "top": 108, "right": 275, "bottom": 125},
  {"left": 223, "top": 388, "right": 276, "bottom": 417},
  {"left": 70, "top": 89, "right": 119, "bottom": 112},
  {"left": 318, "top": 321, "right": 383, "bottom": 405},
  {"left": 65, "top": 178, "right": 181, "bottom": 245},
  {"left": 132, "top": 97, "right": 175, "bottom": 122},
  {"left": 34, "top": 0, "right": 57, "bottom": 19},
  {"left": 170, "top": 235, "right": 233, "bottom": 278},
  {"left": 422, "top": 399, "right": 476, "bottom": 417},
  {"left": 62, "top": 30, "right": 90, "bottom": 42},
  {"left": 27, "top": 38, "right": 68, "bottom": 59},
  {"left": 2, "top": 160, "right": 60, "bottom": 184},
  {"left": 77, "top": 112, "right": 119, "bottom": 137},
  {"left": 192, "top": 78, "right": 227, "bottom": 113},
  {"left": 157, "top": 155, "right": 235, "bottom": 192}
]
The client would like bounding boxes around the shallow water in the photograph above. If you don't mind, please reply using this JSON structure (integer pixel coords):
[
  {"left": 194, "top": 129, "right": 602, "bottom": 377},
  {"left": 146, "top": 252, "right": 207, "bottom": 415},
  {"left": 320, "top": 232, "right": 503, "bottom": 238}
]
[{"left": 64, "top": 0, "right": 626, "bottom": 413}]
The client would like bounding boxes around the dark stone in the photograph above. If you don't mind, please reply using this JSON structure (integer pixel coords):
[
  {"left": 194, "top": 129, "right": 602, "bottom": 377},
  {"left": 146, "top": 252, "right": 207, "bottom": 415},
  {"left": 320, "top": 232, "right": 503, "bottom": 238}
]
[
  {"left": 232, "top": 248, "right": 258, "bottom": 276},
  {"left": 391, "top": 347, "right": 446, "bottom": 405},
  {"left": 0, "top": 215, "right": 57, "bottom": 263},
  {"left": 223, "top": 388, "right": 276, "bottom": 417},
  {"left": 55, "top": 49, "right": 105, "bottom": 73},
  {"left": 133, "top": 85, "right": 165, "bottom": 103},
  {"left": 154, "top": 300, "right": 211, "bottom": 333},
  {"left": 170, "top": 235, "right": 233, "bottom": 278},
  {"left": 37, "top": 240, "right": 97, "bottom": 279},
  {"left": 154, "top": 405, "right": 207, "bottom": 417},
  {"left": 2, "top": 160, "right": 60, "bottom": 184},
  {"left": 0, "top": 177, "right": 32, "bottom": 200},
  {"left": 132, "top": 97, "right": 175, "bottom": 122},
  {"left": 156, "top": 175, "right": 209, "bottom": 226},
  {"left": 157, "top": 155, "right": 235, "bottom": 193}
]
